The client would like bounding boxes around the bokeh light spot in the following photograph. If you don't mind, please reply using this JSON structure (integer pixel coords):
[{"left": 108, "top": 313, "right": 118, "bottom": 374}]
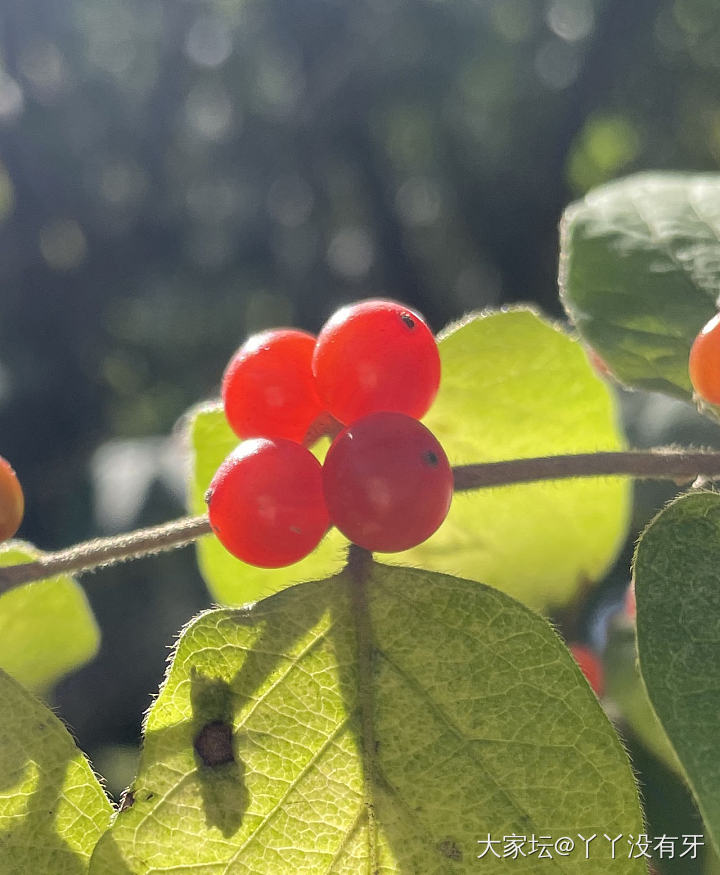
[
  {"left": 39, "top": 219, "right": 88, "bottom": 272},
  {"left": 545, "top": 0, "right": 595, "bottom": 43},
  {"left": 185, "top": 16, "right": 233, "bottom": 68},
  {"left": 327, "top": 227, "right": 374, "bottom": 279},
  {"left": 0, "top": 76, "right": 24, "bottom": 123},
  {"left": 396, "top": 177, "right": 442, "bottom": 226}
]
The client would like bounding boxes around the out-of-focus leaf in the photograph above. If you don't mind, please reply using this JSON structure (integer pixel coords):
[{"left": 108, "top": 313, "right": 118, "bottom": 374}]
[
  {"left": 560, "top": 172, "right": 720, "bottom": 404},
  {"left": 0, "top": 542, "right": 100, "bottom": 692},
  {"left": 604, "top": 619, "right": 679, "bottom": 773}
]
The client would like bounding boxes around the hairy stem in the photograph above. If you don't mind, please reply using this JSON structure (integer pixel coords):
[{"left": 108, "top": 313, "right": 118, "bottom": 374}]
[
  {"left": 0, "top": 515, "right": 212, "bottom": 593},
  {"left": 452, "top": 449, "right": 720, "bottom": 490},
  {"left": 2, "top": 448, "right": 720, "bottom": 593}
]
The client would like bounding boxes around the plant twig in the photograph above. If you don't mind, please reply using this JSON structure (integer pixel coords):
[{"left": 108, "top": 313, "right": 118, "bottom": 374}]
[
  {"left": 0, "top": 515, "right": 211, "bottom": 593},
  {"left": 2, "top": 448, "right": 720, "bottom": 593},
  {"left": 452, "top": 449, "right": 720, "bottom": 490}
]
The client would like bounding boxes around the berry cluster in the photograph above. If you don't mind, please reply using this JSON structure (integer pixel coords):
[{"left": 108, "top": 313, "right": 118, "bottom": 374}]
[{"left": 206, "top": 300, "right": 453, "bottom": 568}]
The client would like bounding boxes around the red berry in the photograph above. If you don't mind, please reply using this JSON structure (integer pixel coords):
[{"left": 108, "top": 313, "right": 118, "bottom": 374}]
[
  {"left": 689, "top": 313, "right": 720, "bottom": 404},
  {"left": 0, "top": 457, "right": 23, "bottom": 542},
  {"left": 206, "top": 438, "right": 329, "bottom": 568},
  {"left": 322, "top": 411, "right": 453, "bottom": 552},
  {"left": 569, "top": 643, "right": 604, "bottom": 698},
  {"left": 222, "top": 329, "right": 324, "bottom": 443},
  {"left": 312, "top": 299, "right": 441, "bottom": 425}
]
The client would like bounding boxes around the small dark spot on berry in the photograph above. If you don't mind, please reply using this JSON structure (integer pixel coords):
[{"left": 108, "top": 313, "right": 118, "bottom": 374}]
[
  {"left": 423, "top": 450, "right": 439, "bottom": 466},
  {"left": 437, "top": 838, "right": 463, "bottom": 861},
  {"left": 400, "top": 312, "right": 415, "bottom": 330},
  {"left": 194, "top": 720, "right": 235, "bottom": 767}
]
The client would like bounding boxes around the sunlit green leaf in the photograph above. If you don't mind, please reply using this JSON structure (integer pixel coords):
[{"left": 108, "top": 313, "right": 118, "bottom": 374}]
[
  {"left": 560, "top": 172, "right": 720, "bottom": 404},
  {"left": 397, "top": 308, "right": 630, "bottom": 609},
  {"left": 92, "top": 561, "right": 644, "bottom": 873},
  {"left": 635, "top": 491, "right": 720, "bottom": 854},
  {"left": 0, "top": 666, "right": 112, "bottom": 870},
  {"left": 0, "top": 542, "right": 100, "bottom": 692}
]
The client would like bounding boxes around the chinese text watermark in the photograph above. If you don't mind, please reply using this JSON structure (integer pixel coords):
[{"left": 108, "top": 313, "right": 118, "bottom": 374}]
[{"left": 477, "top": 833, "right": 703, "bottom": 861}]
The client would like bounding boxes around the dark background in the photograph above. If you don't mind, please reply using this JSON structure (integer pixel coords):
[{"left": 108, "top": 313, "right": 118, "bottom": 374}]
[{"left": 1, "top": 0, "right": 719, "bottom": 862}]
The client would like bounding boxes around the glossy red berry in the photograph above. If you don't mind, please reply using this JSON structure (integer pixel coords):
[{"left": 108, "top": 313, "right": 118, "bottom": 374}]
[
  {"left": 689, "top": 313, "right": 720, "bottom": 404},
  {"left": 0, "top": 456, "right": 23, "bottom": 542},
  {"left": 323, "top": 411, "right": 453, "bottom": 552},
  {"left": 222, "top": 329, "right": 324, "bottom": 443},
  {"left": 206, "top": 438, "right": 329, "bottom": 568},
  {"left": 312, "top": 299, "right": 441, "bottom": 425},
  {"left": 569, "top": 643, "right": 604, "bottom": 698}
]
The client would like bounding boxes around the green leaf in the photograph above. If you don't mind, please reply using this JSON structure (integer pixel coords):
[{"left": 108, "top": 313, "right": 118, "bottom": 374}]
[
  {"left": 560, "top": 171, "right": 720, "bottom": 402},
  {"left": 397, "top": 308, "right": 629, "bottom": 609},
  {"left": 0, "top": 665, "right": 112, "bottom": 870},
  {"left": 92, "top": 561, "right": 645, "bottom": 873},
  {"left": 189, "top": 309, "right": 628, "bottom": 611},
  {"left": 188, "top": 403, "right": 348, "bottom": 605},
  {"left": 0, "top": 541, "right": 100, "bottom": 692},
  {"left": 635, "top": 491, "right": 720, "bottom": 854}
]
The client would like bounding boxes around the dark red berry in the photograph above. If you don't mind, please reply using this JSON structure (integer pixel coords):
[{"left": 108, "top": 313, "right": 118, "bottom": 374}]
[
  {"left": 207, "top": 438, "right": 329, "bottom": 568},
  {"left": 222, "top": 329, "right": 324, "bottom": 443},
  {"left": 312, "top": 299, "right": 441, "bottom": 425},
  {"left": 322, "top": 411, "right": 453, "bottom": 552}
]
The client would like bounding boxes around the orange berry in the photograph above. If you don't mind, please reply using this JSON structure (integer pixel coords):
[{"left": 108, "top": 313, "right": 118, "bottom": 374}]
[
  {"left": 689, "top": 313, "right": 720, "bottom": 404},
  {"left": 0, "top": 456, "right": 23, "bottom": 542}
]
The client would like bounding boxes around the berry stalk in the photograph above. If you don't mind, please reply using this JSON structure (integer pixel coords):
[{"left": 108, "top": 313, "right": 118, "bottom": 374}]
[{"left": 2, "top": 447, "right": 720, "bottom": 593}]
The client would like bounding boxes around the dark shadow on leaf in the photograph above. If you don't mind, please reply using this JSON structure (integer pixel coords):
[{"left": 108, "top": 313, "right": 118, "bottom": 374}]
[
  {"left": 189, "top": 671, "right": 248, "bottom": 837},
  {"left": 104, "top": 593, "right": 329, "bottom": 859},
  {"left": 89, "top": 832, "right": 135, "bottom": 875},
  {"left": 0, "top": 690, "right": 110, "bottom": 873}
]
